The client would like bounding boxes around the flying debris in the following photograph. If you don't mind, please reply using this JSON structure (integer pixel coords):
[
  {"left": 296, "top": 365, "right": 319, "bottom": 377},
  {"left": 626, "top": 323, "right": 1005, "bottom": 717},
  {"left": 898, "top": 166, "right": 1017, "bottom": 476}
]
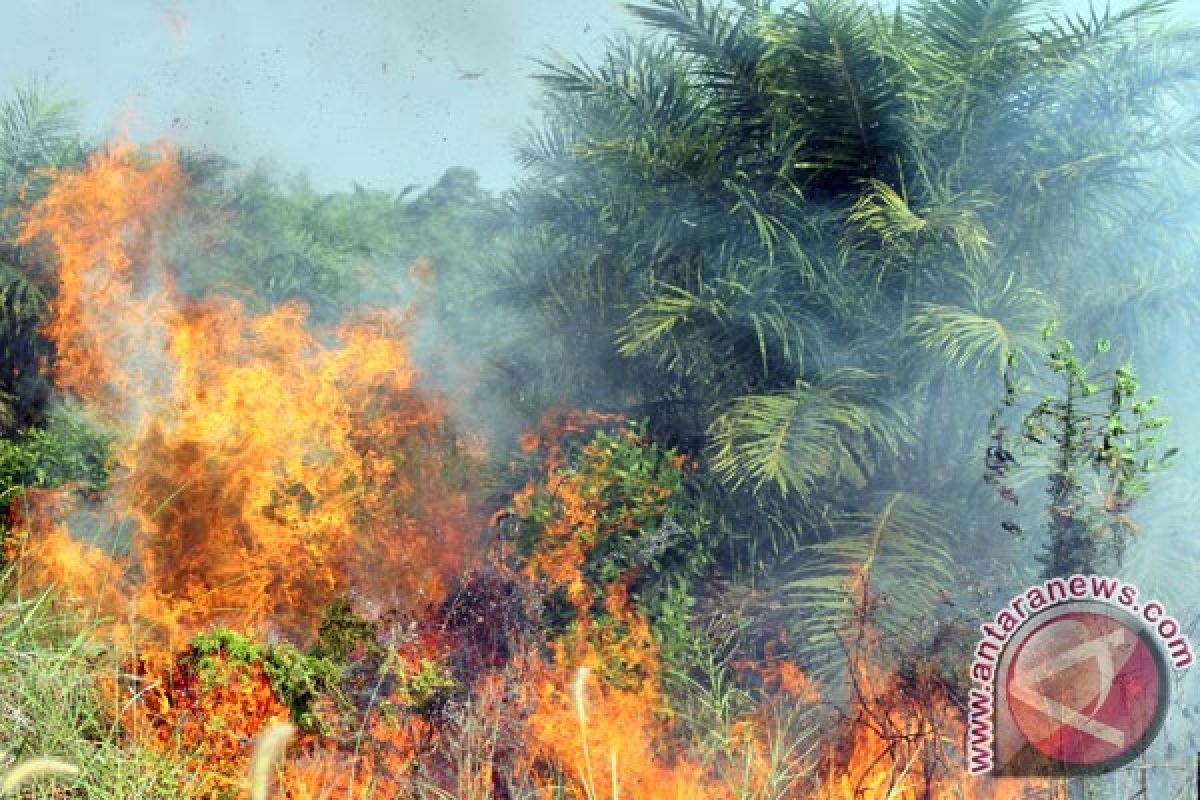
[
  {"left": 451, "top": 59, "right": 484, "bottom": 80},
  {"left": 985, "top": 437, "right": 1016, "bottom": 474}
]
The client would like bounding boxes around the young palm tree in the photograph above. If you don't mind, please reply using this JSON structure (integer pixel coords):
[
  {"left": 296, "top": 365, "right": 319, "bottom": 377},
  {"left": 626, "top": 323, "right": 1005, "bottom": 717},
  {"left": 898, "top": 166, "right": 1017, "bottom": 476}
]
[{"left": 494, "top": 0, "right": 1200, "bottom": 676}]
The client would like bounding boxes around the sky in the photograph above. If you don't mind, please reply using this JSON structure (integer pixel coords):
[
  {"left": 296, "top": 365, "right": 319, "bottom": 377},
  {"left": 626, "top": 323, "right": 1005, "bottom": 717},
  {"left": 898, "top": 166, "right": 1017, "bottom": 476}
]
[
  {"left": 5, "top": 0, "right": 627, "bottom": 192},
  {"left": 5, "top": 0, "right": 1196, "bottom": 193}
]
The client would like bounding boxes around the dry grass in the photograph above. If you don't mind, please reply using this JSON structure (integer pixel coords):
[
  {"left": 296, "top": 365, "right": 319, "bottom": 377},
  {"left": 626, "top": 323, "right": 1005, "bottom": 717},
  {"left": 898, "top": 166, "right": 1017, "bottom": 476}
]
[
  {"left": 0, "top": 757, "right": 79, "bottom": 795},
  {"left": 0, "top": 570, "right": 820, "bottom": 800},
  {"left": 248, "top": 723, "right": 295, "bottom": 800}
]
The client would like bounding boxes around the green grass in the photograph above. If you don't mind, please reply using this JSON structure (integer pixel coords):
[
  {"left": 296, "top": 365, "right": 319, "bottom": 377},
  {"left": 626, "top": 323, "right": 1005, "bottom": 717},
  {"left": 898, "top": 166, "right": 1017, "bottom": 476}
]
[
  {"left": 0, "top": 575, "right": 187, "bottom": 799},
  {"left": 0, "top": 566, "right": 820, "bottom": 800}
]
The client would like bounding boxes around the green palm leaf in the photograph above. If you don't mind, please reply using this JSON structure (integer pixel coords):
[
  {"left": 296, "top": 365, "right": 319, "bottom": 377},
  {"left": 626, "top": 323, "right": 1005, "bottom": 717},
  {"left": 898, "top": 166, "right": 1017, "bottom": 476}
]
[
  {"left": 846, "top": 178, "right": 994, "bottom": 268},
  {"left": 618, "top": 274, "right": 809, "bottom": 380},
  {"left": 708, "top": 369, "right": 911, "bottom": 498},
  {"left": 906, "top": 274, "right": 1056, "bottom": 374},
  {"left": 776, "top": 491, "right": 955, "bottom": 684},
  {"left": 627, "top": 0, "right": 773, "bottom": 128},
  {"left": 0, "top": 84, "right": 78, "bottom": 214}
]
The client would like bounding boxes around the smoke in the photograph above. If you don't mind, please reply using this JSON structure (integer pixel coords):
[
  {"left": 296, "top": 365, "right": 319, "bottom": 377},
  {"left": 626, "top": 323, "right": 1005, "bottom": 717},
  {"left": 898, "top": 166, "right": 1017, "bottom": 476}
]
[
  {"left": 5, "top": 0, "right": 1200, "bottom": 795},
  {"left": 12, "top": 145, "right": 485, "bottom": 647}
]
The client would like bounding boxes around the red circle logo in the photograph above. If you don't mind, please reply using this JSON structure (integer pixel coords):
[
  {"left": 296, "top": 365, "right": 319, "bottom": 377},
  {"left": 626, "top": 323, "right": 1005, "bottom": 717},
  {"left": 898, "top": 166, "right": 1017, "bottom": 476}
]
[{"left": 1005, "top": 610, "right": 1165, "bottom": 767}]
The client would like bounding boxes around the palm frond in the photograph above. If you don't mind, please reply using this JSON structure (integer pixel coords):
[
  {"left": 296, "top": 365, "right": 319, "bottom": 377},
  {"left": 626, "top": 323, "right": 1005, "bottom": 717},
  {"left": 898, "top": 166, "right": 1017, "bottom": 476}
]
[
  {"left": 617, "top": 275, "right": 807, "bottom": 382},
  {"left": 1035, "top": 0, "right": 1176, "bottom": 59},
  {"left": 533, "top": 37, "right": 703, "bottom": 134},
  {"left": 909, "top": 0, "right": 1037, "bottom": 116},
  {"left": 846, "top": 178, "right": 994, "bottom": 267},
  {"left": 775, "top": 491, "right": 956, "bottom": 684},
  {"left": 708, "top": 369, "right": 912, "bottom": 498},
  {"left": 1074, "top": 257, "right": 1200, "bottom": 347},
  {"left": 0, "top": 84, "right": 78, "bottom": 213},
  {"left": 906, "top": 274, "right": 1056, "bottom": 373},
  {"left": 759, "top": 0, "right": 907, "bottom": 187},
  {"left": 626, "top": 0, "right": 773, "bottom": 128}
]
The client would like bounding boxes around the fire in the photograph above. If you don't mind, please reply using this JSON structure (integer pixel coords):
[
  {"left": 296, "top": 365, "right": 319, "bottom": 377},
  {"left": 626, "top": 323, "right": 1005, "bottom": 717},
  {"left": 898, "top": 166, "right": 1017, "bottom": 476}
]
[
  {"left": 524, "top": 665, "right": 721, "bottom": 800},
  {"left": 13, "top": 143, "right": 478, "bottom": 645},
  {"left": 6, "top": 143, "right": 1067, "bottom": 800},
  {"left": 22, "top": 141, "right": 179, "bottom": 414}
]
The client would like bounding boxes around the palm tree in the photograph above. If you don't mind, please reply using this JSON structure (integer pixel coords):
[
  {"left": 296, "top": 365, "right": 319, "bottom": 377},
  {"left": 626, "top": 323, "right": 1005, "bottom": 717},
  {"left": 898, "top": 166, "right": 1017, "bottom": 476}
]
[{"left": 493, "top": 0, "right": 1200, "bottom": 675}]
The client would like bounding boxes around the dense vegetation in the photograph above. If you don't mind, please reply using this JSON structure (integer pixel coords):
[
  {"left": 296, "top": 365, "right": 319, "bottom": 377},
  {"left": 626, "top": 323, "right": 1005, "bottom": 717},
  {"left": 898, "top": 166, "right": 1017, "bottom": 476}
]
[
  {"left": 1, "top": 0, "right": 1199, "bottom": 797},
  {"left": 493, "top": 0, "right": 1199, "bottom": 678}
]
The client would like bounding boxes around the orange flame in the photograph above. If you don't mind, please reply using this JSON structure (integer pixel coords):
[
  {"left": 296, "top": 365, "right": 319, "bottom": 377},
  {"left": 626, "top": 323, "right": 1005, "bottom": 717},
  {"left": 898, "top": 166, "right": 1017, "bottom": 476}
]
[
  {"left": 14, "top": 144, "right": 478, "bottom": 645},
  {"left": 8, "top": 143, "right": 1066, "bottom": 800}
]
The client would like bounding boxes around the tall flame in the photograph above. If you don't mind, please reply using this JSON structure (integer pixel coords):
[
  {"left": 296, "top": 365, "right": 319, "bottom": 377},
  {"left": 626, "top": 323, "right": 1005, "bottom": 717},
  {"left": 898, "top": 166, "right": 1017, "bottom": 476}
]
[{"left": 14, "top": 144, "right": 478, "bottom": 645}]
